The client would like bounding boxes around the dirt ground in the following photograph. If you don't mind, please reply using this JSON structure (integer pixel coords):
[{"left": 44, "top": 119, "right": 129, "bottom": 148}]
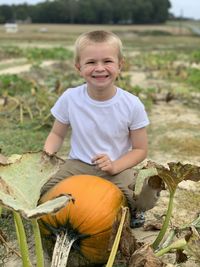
[
  {"left": 0, "top": 62, "right": 200, "bottom": 266},
  {"left": 135, "top": 101, "right": 200, "bottom": 267}
]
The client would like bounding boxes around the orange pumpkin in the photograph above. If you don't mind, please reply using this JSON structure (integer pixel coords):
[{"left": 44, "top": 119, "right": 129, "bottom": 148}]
[{"left": 39, "top": 174, "right": 125, "bottom": 264}]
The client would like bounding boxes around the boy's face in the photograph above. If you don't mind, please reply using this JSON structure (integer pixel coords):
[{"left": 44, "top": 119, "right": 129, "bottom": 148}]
[{"left": 75, "top": 42, "right": 123, "bottom": 92}]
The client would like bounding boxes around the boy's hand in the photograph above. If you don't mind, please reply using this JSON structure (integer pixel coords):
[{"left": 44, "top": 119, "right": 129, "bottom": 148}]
[
  {"left": 92, "top": 154, "right": 116, "bottom": 175},
  {"left": 41, "top": 150, "right": 57, "bottom": 165}
]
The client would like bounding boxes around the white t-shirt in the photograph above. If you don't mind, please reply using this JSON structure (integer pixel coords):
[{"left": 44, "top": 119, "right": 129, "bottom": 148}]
[{"left": 51, "top": 84, "right": 149, "bottom": 164}]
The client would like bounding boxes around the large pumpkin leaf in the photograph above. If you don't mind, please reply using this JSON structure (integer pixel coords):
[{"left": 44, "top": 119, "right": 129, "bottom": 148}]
[
  {"left": 133, "top": 167, "right": 164, "bottom": 211},
  {"left": 149, "top": 161, "right": 200, "bottom": 193},
  {"left": 134, "top": 167, "right": 158, "bottom": 195},
  {"left": 151, "top": 161, "right": 200, "bottom": 250},
  {"left": 0, "top": 151, "right": 73, "bottom": 219}
]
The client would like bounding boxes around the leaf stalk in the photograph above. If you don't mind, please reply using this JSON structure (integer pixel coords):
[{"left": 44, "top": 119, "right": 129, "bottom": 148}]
[
  {"left": 32, "top": 218, "right": 44, "bottom": 267},
  {"left": 152, "top": 191, "right": 175, "bottom": 250},
  {"left": 14, "top": 211, "right": 32, "bottom": 267}
]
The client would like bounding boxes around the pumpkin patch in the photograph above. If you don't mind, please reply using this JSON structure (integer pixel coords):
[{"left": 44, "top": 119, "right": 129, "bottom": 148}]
[{"left": 39, "top": 174, "right": 126, "bottom": 264}]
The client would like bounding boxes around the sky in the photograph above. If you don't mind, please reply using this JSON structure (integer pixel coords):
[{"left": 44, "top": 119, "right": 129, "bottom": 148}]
[
  {"left": 169, "top": 0, "right": 200, "bottom": 20},
  {"left": 0, "top": 0, "right": 200, "bottom": 20}
]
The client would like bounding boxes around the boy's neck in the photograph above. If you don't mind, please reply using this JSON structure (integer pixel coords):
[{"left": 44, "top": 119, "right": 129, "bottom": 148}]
[{"left": 86, "top": 86, "right": 117, "bottom": 101}]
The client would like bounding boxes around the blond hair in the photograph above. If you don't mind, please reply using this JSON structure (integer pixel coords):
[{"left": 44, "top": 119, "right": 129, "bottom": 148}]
[{"left": 74, "top": 30, "right": 124, "bottom": 64}]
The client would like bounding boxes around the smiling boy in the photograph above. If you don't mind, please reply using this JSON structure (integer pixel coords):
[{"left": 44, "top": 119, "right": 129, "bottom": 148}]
[{"left": 42, "top": 30, "right": 150, "bottom": 228}]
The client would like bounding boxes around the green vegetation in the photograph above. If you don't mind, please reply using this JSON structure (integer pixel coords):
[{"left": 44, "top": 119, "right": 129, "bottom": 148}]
[
  {"left": 25, "top": 47, "right": 73, "bottom": 62},
  {"left": 0, "top": 46, "right": 73, "bottom": 62},
  {"left": 0, "top": 24, "right": 200, "bottom": 158},
  {"left": 0, "top": 74, "right": 33, "bottom": 95},
  {"left": 0, "top": 46, "right": 22, "bottom": 59},
  {"left": 186, "top": 68, "right": 200, "bottom": 90},
  {"left": 131, "top": 49, "right": 200, "bottom": 96},
  {"left": 192, "top": 49, "right": 200, "bottom": 62},
  {"left": 133, "top": 51, "right": 179, "bottom": 70},
  {"left": 0, "top": 125, "right": 49, "bottom": 155},
  {"left": 0, "top": 0, "right": 170, "bottom": 24}
]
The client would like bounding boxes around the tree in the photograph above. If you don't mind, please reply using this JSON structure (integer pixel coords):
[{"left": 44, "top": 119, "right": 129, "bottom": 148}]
[
  {"left": 14, "top": 4, "right": 30, "bottom": 21},
  {"left": 131, "top": 0, "right": 154, "bottom": 23},
  {"left": 151, "top": 0, "right": 171, "bottom": 23},
  {"left": 0, "top": 0, "right": 171, "bottom": 24},
  {"left": 0, "top": 5, "right": 14, "bottom": 23}
]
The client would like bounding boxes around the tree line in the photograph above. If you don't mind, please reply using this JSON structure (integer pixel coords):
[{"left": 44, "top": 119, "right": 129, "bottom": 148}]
[{"left": 0, "top": 0, "right": 171, "bottom": 24}]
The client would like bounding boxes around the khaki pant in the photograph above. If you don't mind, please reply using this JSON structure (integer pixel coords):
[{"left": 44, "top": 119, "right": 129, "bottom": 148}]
[{"left": 41, "top": 159, "right": 137, "bottom": 212}]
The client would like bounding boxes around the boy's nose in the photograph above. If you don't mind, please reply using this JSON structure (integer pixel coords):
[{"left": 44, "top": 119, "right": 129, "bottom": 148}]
[{"left": 94, "top": 63, "right": 105, "bottom": 71}]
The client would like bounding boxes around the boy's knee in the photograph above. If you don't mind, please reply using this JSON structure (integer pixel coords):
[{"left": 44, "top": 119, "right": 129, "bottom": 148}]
[{"left": 134, "top": 176, "right": 164, "bottom": 211}]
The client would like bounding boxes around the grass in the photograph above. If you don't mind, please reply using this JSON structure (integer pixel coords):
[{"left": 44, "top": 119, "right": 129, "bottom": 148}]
[
  {"left": 158, "top": 135, "right": 200, "bottom": 157},
  {"left": 0, "top": 124, "right": 49, "bottom": 156},
  {"left": 169, "top": 121, "right": 200, "bottom": 131},
  {"left": 147, "top": 112, "right": 200, "bottom": 162},
  {"left": 0, "top": 46, "right": 73, "bottom": 62},
  {"left": 148, "top": 123, "right": 200, "bottom": 159}
]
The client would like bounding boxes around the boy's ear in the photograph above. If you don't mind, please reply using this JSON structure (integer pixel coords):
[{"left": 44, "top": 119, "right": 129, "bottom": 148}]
[
  {"left": 75, "top": 63, "right": 81, "bottom": 73},
  {"left": 119, "top": 58, "right": 124, "bottom": 71}
]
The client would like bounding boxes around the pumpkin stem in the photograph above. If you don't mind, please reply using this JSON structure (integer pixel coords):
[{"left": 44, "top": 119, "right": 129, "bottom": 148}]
[{"left": 51, "top": 231, "right": 77, "bottom": 267}]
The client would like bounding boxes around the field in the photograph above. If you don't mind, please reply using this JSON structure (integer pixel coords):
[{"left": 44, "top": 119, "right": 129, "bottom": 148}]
[{"left": 0, "top": 22, "right": 200, "bottom": 266}]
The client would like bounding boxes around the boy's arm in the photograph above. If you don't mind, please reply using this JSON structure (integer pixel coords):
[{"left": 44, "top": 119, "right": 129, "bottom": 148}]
[
  {"left": 92, "top": 127, "right": 148, "bottom": 175},
  {"left": 44, "top": 119, "right": 69, "bottom": 155}
]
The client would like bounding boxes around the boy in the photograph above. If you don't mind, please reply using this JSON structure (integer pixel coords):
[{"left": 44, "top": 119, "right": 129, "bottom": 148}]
[{"left": 42, "top": 30, "right": 150, "bottom": 228}]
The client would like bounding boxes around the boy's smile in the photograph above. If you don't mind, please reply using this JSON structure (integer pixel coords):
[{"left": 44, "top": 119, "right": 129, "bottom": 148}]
[{"left": 75, "top": 42, "right": 123, "bottom": 100}]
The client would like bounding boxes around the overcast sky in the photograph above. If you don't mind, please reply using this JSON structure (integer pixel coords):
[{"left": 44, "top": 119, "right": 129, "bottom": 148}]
[
  {"left": 0, "top": 0, "right": 199, "bottom": 20},
  {"left": 170, "top": 0, "right": 200, "bottom": 19}
]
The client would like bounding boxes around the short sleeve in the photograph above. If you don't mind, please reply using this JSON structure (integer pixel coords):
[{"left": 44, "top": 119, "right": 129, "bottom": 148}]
[
  {"left": 129, "top": 98, "right": 150, "bottom": 130},
  {"left": 51, "top": 91, "right": 70, "bottom": 124}
]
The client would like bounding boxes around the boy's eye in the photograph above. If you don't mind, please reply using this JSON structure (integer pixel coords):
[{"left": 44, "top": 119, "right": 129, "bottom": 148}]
[
  {"left": 86, "top": 61, "right": 95, "bottom": 64},
  {"left": 105, "top": 60, "right": 113, "bottom": 63}
]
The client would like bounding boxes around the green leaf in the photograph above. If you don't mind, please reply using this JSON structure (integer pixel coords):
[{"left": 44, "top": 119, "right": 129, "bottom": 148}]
[
  {"left": 0, "top": 151, "right": 72, "bottom": 219},
  {"left": 134, "top": 167, "right": 158, "bottom": 195}
]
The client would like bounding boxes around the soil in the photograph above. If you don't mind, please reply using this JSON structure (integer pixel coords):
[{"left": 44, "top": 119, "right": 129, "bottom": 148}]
[
  {"left": 0, "top": 59, "right": 56, "bottom": 75},
  {"left": 0, "top": 63, "right": 200, "bottom": 267}
]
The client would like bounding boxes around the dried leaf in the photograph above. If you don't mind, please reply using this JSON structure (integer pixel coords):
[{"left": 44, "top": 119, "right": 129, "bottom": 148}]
[
  {"left": 148, "top": 175, "right": 165, "bottom": 190},
  {"left": 144, "top": 220, "right": 163, "bottom": 231},
  {"left": 129, "top": 243, "right": 165, "bottom": 267},
  {"left": 185, "top": 226, "right": 200, "bottom": 262},
  {"left": 149, "top": 161, "right": 200, "bottom": 193},
  {"left": 119, "top": 210, "right": 138, "bottom": 263},
  {"left": 176, "top": 249, "right": 188, "bottom": 264},
  {"left": 108, "top": 209, "right": 138, "bottom": 266}
]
